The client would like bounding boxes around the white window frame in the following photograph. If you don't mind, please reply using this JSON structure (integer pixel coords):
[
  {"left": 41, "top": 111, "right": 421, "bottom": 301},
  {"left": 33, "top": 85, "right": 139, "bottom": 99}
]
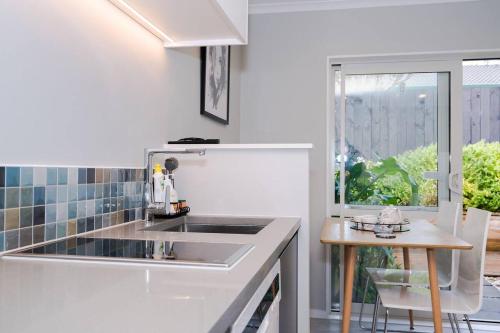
[{"left": 328, "top": 58, "right": 463, "bottom": 220}]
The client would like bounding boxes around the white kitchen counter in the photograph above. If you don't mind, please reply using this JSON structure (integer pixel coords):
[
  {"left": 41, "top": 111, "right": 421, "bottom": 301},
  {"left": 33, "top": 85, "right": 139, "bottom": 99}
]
[
  {"left": 162, "top": 143, "right": 314, "bottom": 150},
  {"left": 0, "top": 217, "right": 300, "bottom": 333}
]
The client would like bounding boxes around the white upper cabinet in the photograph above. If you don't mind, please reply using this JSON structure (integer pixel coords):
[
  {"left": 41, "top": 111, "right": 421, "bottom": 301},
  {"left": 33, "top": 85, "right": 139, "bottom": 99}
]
[{"left": 109, "top": 0, "right": 248, "bottom": 47}]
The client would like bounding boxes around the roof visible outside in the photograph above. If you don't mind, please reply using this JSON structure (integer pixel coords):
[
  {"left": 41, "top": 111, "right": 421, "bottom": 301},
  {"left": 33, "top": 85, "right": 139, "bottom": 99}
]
[
  {"left": 346, "top": 61, "right": 500, "bottom": 93},
  {"left": 463, "top": 62, "right": 500, "bottom": 86}
]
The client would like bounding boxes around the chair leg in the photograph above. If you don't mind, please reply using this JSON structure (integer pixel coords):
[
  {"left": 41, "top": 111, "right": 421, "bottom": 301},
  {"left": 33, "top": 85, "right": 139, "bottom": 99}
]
[
  {"left": 358, "top": 277, "right": 371, "bottom": 329},
  {"left": 448, "top": 314, "right": 457, "bottom": 333},
  {"left": 463, "top": 314, "right": 474, "bottom": 333},
  {"left": 371, "top": 295, "right": 381, "bottom": 333},
  {"left": 383, "top": 309, "right": 389, "bottom": 333},
  {"left": 453, "top": 314, "right": 462, "bottom": 333}
]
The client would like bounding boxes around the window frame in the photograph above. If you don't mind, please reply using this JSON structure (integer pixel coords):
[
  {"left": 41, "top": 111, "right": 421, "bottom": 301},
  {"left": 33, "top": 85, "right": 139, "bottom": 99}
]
[
  {"left": 328, "top": 59, "right": 463, "bottom": 218},
  {"left": 325, "top": 55, "right": 465, "bottom": 314}
]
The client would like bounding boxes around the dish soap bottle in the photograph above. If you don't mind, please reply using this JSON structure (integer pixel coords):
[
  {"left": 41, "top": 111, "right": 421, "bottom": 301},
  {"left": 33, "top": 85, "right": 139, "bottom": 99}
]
[
  {"left": 152, "top": 164, "right": 166, "bottom": 203},
  {"left": 168, "top": 175, "right": 179, "bottom": 214}
]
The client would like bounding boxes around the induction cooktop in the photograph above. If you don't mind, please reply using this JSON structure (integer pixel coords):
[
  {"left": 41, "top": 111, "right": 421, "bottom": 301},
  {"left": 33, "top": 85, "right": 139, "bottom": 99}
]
[{"left": 6, "top": 237, "right": 253, "bottom": 268}]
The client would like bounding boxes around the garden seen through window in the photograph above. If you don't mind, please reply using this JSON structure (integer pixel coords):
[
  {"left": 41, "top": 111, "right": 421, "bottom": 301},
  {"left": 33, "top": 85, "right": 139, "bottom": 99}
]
[{"left": 333, "top": 71, "right": 451, "bottom": 209}]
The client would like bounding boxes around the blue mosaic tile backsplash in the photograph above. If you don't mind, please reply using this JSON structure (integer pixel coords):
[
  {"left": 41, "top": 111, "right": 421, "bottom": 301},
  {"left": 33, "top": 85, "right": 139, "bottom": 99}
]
[{"left": 0, "top": 166, "right": 145, "bottom": 252}]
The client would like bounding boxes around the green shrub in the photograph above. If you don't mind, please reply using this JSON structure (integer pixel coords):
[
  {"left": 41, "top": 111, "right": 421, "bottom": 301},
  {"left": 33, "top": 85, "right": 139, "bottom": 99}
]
[
  {"left": 377, "top": 141, "right": 499, "bottom": 211},
  {"left": 462, "top": 141, "right": 500, "bottom": 212},
  {"left": 338, "top": 141, "right": 499, "bottom": 212},
  {"left": 337, "top": 157, "right": 418, "bottom": 206},
  {"left": 370, "top": 144, "right": 438, "bottom": 207},
  {"left": 395, "top": 144, "right": 438, "bottom": 207}
]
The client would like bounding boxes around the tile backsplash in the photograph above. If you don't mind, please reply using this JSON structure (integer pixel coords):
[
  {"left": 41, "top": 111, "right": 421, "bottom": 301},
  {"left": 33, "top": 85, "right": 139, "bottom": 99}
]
[{"left": 0, "top": 166, "right": 145, "bottom": 252}]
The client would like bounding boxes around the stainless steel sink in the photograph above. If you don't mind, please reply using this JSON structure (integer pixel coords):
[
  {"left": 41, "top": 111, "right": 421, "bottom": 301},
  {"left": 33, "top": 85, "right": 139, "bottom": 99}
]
[
  {"left": 141, "top": 216, "right": 272, "bottom": 235},
  {"left": 144, "top": 223, "right": 265, "bottom": 234}
]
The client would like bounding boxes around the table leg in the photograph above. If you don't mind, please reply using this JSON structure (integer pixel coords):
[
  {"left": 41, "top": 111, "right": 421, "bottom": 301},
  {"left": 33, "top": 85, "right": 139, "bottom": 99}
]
[
  {"left": 342, "top": 245, "right": 357, "bottom": 333},
  {"left": 402, "top": 248, "right": 415, "bottom": 330},
  {"left": 427, "top": 248, "right": 443, "bottom": 333}
]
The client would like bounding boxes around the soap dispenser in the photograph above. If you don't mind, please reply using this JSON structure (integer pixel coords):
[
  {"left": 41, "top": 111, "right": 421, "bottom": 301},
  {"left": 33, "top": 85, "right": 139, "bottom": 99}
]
[
  {"left": 152, "top": 164, "right": 167, "bottom": 203},
  {"left": 164, "top": 158, "right": 179, "bottom": 214}
]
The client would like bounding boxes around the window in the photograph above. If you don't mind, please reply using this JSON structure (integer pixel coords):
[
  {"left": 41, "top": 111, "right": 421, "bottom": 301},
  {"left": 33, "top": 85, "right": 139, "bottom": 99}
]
[
  {"left": 462, "top": 60, "right": 500, "bottom": 214},
  {"left": 335, "top": 72, "right": 451, "bottom": 209},
  {"left": 331, "top": 62, "right": 458, "bottom": 215},
  {"left": 328, "top": 59, "right": 463, "bottom": 311}
]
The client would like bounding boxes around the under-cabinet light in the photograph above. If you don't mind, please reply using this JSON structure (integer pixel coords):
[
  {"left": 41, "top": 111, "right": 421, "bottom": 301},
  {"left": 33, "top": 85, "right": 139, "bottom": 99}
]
[{"left": 108, "top": 0, "right": 174, "bottom": 46}]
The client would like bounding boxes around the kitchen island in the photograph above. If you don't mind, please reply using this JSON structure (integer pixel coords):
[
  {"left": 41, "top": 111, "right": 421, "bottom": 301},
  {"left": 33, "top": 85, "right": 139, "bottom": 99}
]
[{"left": 0, "top": 216, "right": 299, "bottom": 333}]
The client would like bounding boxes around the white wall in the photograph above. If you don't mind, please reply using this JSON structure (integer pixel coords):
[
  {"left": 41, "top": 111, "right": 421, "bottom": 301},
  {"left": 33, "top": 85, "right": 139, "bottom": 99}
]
[
  {"left": 239, "top": 0, "right": 500, "bottom": 313},
  {"left": 0, "top": 0, "right": 240, "bottom": 168}
]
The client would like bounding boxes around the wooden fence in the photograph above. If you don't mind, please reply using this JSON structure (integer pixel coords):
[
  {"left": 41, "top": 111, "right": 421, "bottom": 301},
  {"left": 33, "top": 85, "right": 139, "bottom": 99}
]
[
  {"left": 463, "top": 87, "right": 500, "bottom": 145},
  {"left": 341, "top": 86, "right": 500, "bottom": 160}
]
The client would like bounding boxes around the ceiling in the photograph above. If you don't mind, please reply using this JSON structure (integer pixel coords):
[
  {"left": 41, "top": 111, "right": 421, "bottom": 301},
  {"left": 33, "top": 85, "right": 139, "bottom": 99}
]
[{"left": 248, "top": 0, "right": 479, "bottom": 14}]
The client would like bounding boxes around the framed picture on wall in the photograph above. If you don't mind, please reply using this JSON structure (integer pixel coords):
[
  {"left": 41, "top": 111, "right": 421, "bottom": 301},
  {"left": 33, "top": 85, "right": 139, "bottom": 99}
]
[{"left": 200, "top": 46, "right": 230, "bottom": 124}]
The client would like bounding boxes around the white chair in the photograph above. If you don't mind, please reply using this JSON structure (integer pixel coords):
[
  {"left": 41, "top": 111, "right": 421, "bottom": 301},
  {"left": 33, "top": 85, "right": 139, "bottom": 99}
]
[
  {"left": 366, "top": 201, "right": 461, "bottom": 288},
  {"left": 359, "top": 201, "right": 461, "bottom": 330},
  {"left": 372, "top": 208, "right": 491, "bottom": 333}
]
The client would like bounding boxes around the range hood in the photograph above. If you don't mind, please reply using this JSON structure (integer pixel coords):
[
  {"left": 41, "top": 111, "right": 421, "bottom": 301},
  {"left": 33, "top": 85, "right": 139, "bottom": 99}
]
[{"left": 109, "top": 0, "right": 248, "bottom": 47}]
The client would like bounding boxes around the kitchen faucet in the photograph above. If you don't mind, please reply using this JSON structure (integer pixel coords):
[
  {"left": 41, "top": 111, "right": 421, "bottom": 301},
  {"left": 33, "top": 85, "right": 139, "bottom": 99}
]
[{"left": 143, "top": 148, "right": 206, "bottom": 222}]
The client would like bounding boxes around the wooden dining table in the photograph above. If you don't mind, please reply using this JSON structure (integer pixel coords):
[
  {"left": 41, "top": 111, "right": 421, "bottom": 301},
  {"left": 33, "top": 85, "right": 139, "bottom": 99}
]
[{"left": 320, "top": 218, "right": 473, "bottom": 333}]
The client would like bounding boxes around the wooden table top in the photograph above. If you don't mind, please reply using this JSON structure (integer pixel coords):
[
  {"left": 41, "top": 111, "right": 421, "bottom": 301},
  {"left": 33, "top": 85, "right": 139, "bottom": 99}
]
[{"left": 320, "top": 218, "right": 473, "bottom": 249}]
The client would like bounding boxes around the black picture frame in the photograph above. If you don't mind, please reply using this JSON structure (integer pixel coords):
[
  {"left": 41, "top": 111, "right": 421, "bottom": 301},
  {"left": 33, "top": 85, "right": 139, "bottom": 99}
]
[{"left": 200, "top": 46, "right": 230, "bottom": 124}]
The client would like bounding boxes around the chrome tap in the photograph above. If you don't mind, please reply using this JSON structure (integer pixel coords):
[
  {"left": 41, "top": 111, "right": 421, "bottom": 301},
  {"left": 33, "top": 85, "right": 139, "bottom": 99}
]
[{"left": 143, "top": 148, "right": 206, "bottom": 223}]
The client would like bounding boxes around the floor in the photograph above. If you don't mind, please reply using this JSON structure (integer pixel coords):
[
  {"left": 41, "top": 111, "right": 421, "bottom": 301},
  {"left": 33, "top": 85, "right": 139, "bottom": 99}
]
[
  {"left": 485, "top": 251, "right": 500, "bottom": 276},
  {"left": 312, "top": 280, "right": 500, "bottom": 332},
  {"left": 485, "top": 276, "right": 500, "bottom": 290},
  {"left": 469, "top": 279, "right": 500, "bottom": 322},
  {"left": 311, "top": 318, "right": 499, "bottom": 333}
]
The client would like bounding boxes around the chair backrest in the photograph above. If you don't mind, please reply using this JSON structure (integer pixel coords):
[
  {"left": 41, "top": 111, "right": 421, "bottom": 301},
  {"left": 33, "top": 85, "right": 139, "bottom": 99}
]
[
  {"left": 435, "top": 201, "right": 461, "bottom": 287},
  {"left": 455, "top": 208, "right": 491, "bottom": 313},
  {"left": 435, "top": 201, "right": 461, "bottom": 234}
]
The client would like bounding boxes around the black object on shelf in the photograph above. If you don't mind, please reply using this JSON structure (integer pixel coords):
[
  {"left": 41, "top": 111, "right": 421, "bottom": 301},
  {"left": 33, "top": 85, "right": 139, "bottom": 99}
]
[
  {"left": 167, "top": 137, "right": 220, "bottom": 144},
  {"left": 153, "top": 206, "right": 190, "bottom": 220}
]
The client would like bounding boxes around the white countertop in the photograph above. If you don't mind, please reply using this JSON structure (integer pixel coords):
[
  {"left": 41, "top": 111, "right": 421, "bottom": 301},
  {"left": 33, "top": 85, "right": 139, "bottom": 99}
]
[
  {"left": 0, "top": 217, "right": 299, "bottom": 333},
  {"left": 161, "top": 143, "right": 314, "bottom": 150}
]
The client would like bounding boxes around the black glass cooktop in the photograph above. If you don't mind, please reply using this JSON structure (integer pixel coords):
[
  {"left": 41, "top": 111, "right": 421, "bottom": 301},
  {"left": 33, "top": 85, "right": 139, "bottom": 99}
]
[
  {"left": 19, "top": 237, "right": 160, "bottom": 258},
  {"left": 8, "top": 237, "right": 253, "bottom": 268}
]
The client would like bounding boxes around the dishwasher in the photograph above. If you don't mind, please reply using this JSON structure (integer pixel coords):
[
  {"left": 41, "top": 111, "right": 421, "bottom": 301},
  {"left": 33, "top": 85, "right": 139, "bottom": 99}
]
[{"left": 232, "top": 260, "right": 281, "bottom": 333}]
